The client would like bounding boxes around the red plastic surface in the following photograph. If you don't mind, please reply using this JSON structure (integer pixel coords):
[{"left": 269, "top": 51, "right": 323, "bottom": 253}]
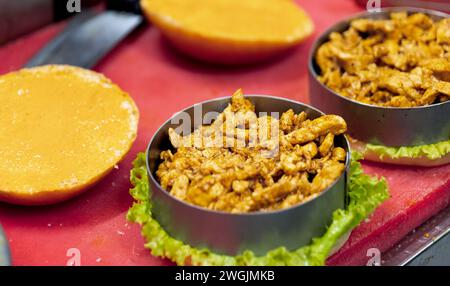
[{"left": 0, "top": 0, "right": 449, "bottom": 266}]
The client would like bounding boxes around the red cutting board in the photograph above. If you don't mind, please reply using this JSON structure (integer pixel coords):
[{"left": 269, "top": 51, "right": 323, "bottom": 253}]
[{"left": 0, "top": 0, "right": 449, "bottom": 266}]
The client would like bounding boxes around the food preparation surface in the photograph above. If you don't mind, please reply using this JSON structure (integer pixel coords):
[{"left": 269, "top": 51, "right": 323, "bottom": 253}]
[{"left": 0, "top": 0, "right": 448, "bottom": 265}]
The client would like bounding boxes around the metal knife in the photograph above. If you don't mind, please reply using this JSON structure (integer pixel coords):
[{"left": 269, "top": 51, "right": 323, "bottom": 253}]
[
  {"left": 25, "top": 0, "right": 143, "bottom": 69},
  {"left": 0, "top": 0, "right": 103, "bottom": 45},
  {"left": 0, "top": 224, "right": 10, "bottom": 266}
]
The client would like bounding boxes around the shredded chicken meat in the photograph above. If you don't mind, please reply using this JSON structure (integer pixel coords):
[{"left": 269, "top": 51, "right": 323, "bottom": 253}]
[
  {"left": 156, "top": 90, "right": 347, "bottom": 213},
  {"left": 316, "top": 12, "right": 450, "bottom": 107}
]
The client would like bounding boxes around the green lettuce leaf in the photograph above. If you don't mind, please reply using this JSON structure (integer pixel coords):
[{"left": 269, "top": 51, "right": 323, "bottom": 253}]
[
  {"left": 127, "top": 151, "right": 389, "bottom": 266},
  {"left": 366, "top": 140, "right": 450, "bottom": 160}
]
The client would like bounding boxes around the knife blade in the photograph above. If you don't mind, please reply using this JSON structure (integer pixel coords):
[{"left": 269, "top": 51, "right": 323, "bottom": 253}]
[
  {"left": 25, "top": 9, "right": 142, "bottom": 69},
  {"left": 0, "top": 224, "right": 10, "bottom": 266}
]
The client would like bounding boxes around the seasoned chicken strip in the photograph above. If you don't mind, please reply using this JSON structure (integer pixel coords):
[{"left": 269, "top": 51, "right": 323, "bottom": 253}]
[
  {"left": 157, "top": 92, "right": 347, "bottom": 213},
  {"left": 317, "top": 13, "right": 450, "bottom": 107}
]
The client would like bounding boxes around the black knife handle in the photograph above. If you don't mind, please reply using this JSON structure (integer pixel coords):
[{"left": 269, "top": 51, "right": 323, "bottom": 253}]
[{"left": 106, "top": 0, "right": 142, "bottom": 14}]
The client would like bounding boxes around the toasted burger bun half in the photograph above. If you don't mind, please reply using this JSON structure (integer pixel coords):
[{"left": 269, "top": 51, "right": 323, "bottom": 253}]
[
  {"left": 0, "top": 65, "right": 139, "bottom": 205},
  {"left": 140, "top": 0, "right": 314, "bottom": 64},
  {"left": 349, "top": 138, "right": 450, "bottom": 167}
]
